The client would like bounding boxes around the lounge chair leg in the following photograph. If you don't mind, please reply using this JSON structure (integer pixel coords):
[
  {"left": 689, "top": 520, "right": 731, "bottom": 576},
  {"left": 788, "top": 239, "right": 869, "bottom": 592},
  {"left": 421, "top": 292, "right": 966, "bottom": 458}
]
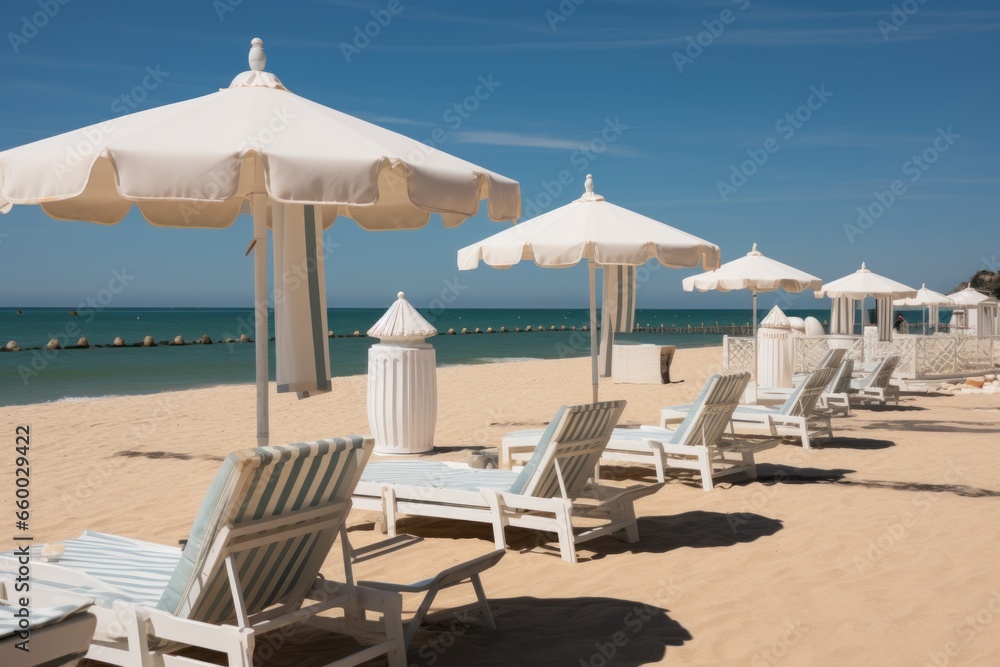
[
  {"left": 699, "top": 452, "right": 714, "bottom": 492},
  {"left": 115, "top": 602, "right": 158, "bottom": 667},
  {"left": 800, "top": 426, "right": 811, "bottom": 450},
  {"left": 483, "top": 491, "right": 509, "bottom": 551},
  {"left": 382, "top": 486, "right": 398, "bottom": 537},
  {"left": 471, "top": 574, "right": 497, "bottom": 630},
  {"left": 227, "top": 629, "right": 255, "bottom": 667},
  {"left": 553, "top": 500, "right": 578, "bottom": 563},
  {"left": 743, "top": 451, "right": 757, "bottom": 481},
  {"left": 609, "top": 499, "right": 640, "bottom": 544}
]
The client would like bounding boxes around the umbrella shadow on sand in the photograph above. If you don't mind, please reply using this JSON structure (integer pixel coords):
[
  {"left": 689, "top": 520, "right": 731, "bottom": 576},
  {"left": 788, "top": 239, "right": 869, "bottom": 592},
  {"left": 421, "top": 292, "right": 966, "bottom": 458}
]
[{"left": 813, "top": 436, "right": 896, "bottom": 450}]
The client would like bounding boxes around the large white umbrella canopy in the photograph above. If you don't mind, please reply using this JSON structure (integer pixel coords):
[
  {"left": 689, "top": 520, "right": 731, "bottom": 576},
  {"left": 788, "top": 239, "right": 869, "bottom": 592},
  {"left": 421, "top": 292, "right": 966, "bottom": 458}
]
[
  {"left": 458, "top": 174, "right": 720, "bottom": 401},
  {"left": 682, "top": 242, "right": 822, "bottom": 335},
  {"left": 0, "top": 38, "right": 520, "bottom": 444},
  {"left": 894, "top": 283, "right": 953, "bottom": 334}
]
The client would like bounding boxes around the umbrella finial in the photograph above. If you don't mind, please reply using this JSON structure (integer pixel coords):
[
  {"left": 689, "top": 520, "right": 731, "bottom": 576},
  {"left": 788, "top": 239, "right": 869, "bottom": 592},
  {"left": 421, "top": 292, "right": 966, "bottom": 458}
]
[
  {"left": 397, "top": 291, "right": 406, "bottom": 300},
  {"left": 249, "top": 37, "right": 266, "bottom": 72},
  {"left": 860, "top": 261, "right": 867, "bottom": 271},
  {"left": 577, "top": 174, "right": 604, "bottom": 202},
  {"left": 748, "top": 242, "right": 761, "bottom": 256}
]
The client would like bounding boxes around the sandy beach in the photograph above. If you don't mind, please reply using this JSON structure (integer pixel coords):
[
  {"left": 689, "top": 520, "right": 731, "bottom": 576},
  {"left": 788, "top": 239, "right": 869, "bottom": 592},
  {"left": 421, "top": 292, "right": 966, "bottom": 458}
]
[{"left": 3, "top": 346, "right": 1000, "bottom": 665}]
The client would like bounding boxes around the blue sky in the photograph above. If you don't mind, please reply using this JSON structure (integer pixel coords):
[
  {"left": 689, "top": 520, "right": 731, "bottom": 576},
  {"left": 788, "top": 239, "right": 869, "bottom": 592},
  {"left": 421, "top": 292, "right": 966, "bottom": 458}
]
[{"left": 0, "top": 0, "right": 997, "bottom": 311}]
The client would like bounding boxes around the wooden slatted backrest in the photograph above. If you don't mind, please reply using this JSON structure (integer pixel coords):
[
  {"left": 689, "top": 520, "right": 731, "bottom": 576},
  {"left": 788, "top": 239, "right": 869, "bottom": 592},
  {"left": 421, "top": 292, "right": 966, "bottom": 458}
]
[
  {"left": 510, "top": 401, "right": 626, "bottom": 500},
  {"left": 157, "top": 437, "right": 370, "bottom": 624},
  {"left": 782, "top": 367, "right": 837, "bottom": 418},
  {"left": 670, "top": 372, "right": 750, "bottom": 448}
]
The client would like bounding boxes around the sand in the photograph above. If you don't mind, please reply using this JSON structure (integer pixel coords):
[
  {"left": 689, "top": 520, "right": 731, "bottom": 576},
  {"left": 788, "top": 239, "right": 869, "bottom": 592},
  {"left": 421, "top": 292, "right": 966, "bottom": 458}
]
[{"left": 2, "top": 346, "right": 1000, "bottom": 665}]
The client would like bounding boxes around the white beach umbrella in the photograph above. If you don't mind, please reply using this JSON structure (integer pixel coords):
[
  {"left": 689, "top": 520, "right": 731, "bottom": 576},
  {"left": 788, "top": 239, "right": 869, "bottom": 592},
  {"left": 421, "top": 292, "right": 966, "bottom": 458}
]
[
  {"left": 0, "top": 38, "right": 520, "bottom": 444},
  {"left": 682, "top": 242, "right": 822, "bottom": 337},
  {"left": 682, "top": 243, "right": 822, "bottom": 388},
  {"left": 458, "top": 174, "right": 720, "bottom": 401},
  {"left": 816, "top": 263, "right": 917, "bottom": 341},
  {"left": 893, "top": 283, "right": 953, "bottom": 333}
]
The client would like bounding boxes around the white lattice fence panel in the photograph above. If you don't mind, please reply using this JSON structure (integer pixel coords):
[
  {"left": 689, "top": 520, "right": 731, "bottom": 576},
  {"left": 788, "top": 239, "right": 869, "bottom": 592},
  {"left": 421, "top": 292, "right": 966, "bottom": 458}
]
[
  {"left": 957, "top": 338, "right": 992, "bottom": 372},
  {"left": 724, "top": 337, "right": 755, "bottom": 371},
  {"left": 916, "top": 337, "right": 957, "bottom": 376},
  {"left": 794, "top": 337, "right": 829, "bottom": 373},
  {"left": 793, "top": 336, "right": 863, "bottom": 373},
  {"left": 880, "top": 337, "right": 916, "bottom": 377}
]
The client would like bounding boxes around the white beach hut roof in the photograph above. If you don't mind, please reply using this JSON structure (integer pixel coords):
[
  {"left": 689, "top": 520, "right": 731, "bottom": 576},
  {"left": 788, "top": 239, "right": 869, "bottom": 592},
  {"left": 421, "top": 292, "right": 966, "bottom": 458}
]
[
  {"left": 368, "top": 292, "right": 437, "bottom": 340},
  {"left": 760, "top": 305, "right": 791, "bottom": 329}
]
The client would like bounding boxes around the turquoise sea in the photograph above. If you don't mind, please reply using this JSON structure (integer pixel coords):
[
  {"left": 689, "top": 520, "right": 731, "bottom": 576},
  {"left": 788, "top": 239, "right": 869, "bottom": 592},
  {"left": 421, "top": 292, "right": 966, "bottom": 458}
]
[{"left": 2, "top": 306, "right": 840, "bottom": 406}]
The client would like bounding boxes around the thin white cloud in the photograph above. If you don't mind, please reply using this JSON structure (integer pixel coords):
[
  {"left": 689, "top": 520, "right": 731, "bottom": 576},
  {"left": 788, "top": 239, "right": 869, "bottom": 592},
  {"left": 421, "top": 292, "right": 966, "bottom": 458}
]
[
  {"left": 358, "top": 113, "right": 437, "bottom": 127},
  {"left": 451, "top": 130, "right": 640, "bottom": 156}
]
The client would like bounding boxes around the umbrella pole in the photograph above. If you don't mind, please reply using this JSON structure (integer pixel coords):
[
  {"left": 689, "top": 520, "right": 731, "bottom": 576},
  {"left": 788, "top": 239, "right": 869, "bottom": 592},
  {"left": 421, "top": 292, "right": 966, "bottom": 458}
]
[
  {"left": 253, "top": 186, "right": 269, "bottom": 447},
  {"left": 589, "top": 260, "right": 599, "bottom": 403},
  {"left": 752, "top": 289, "right": 758, "bottom": 384}
]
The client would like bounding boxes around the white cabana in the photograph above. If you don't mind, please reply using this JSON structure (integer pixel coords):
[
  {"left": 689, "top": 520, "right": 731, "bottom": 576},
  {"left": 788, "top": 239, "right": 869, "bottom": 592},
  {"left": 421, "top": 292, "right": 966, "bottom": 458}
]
[
  {"left": 893, "top": 283, "right": 953, "bottom": 334},
  {"left": 948, "top": 287, "right": 999, "bottom": 336},
  {"left": 0, "top": 38, "right": 520, "bottom": 444},
  {"left": 458, "top": 174, "right": 720, "bottom": 401},
  {"left": 816, "top": 263, "right": 917, "bottom": 341}
]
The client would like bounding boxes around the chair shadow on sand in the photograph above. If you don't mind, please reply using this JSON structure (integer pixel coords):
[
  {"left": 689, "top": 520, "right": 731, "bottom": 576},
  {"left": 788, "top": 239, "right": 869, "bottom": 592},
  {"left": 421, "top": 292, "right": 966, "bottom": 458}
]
[
  {"left": 250, "top": 595, "right": 690, "bottom": 667},
  {"left": 351, "top": 508, "right": 783, "bottom": 564}
]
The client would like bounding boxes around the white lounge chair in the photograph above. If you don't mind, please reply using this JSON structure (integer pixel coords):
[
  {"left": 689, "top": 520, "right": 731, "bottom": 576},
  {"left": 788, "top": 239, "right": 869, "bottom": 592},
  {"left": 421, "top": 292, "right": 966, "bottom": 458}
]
[
  {"left": 353, "top": 401, "right": 662, "bottom": 564},
  {"left": 662, "top": 367, "right": 837, "bottom": 449},
  {"left": 501, "top": 373, "right": 773, "bottom": 491},
  {"left": 758, "top": 359, "right": 855, "bottom": 417},
  {"left": 0, "top": 437, "right": 407, "bottom": 667},
  {"left": 849, "top": 355, "right": 901, "bottom": 405},
  {"left": 790, "top": 347, "right": 847, "bottom": 386},
  {"left": 0, "top": 595, "right": 96, "bottom": 666},
  {"left": 352, "top": 538, "right": 504, "bottom": 649}
]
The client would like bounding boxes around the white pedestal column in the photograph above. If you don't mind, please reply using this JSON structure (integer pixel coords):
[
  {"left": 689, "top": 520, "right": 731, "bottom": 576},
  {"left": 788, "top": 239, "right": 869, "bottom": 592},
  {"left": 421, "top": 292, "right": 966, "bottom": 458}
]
[{"left": 367, "top": 343, "right": 437, "bottom": 455}]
